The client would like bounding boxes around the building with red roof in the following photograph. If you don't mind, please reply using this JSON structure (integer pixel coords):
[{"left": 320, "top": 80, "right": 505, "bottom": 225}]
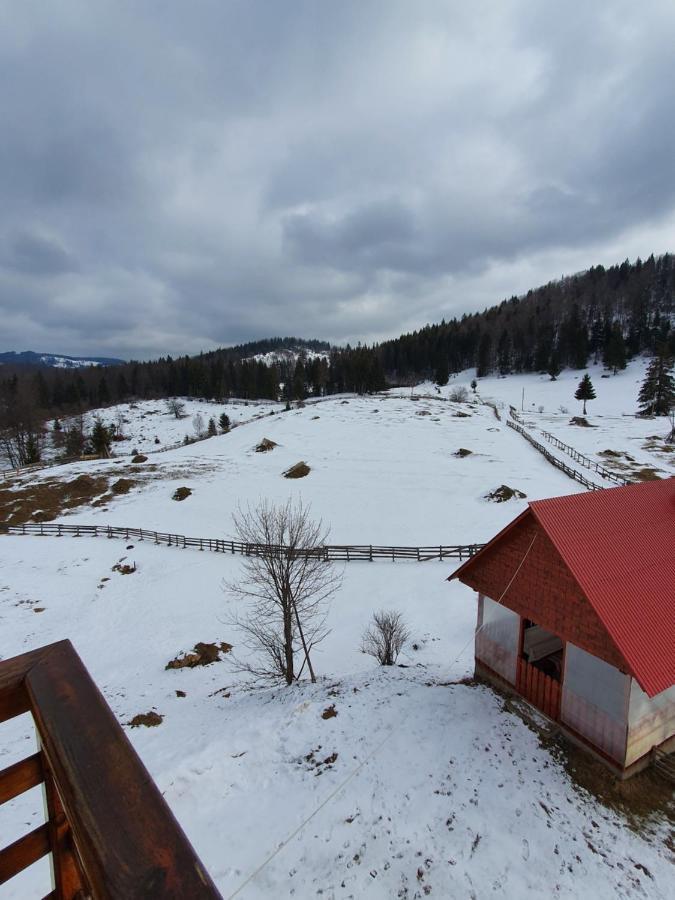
[{"left": 451, "top": 478, "right": 675, "bottom": 778}]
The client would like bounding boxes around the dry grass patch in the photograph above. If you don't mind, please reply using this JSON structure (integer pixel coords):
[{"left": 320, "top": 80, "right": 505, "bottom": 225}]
[
  {"left": 166, "top": 641, "right": 233, "bottom": 670},
  {"left": 0, "top": 474, "right": 109, "bottom": 525},
  {"left": 128, "top": 711, "right": 163, "bottom": 728},
  {"left": 111, "top": 478, "right": 134, "bottom": 495}
]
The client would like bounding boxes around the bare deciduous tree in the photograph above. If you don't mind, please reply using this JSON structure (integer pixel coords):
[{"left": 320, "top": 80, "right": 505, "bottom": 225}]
[
  {"left": 192, "top": 412, "right": 205, "bottom": 438},
  {"left": 361, "top": 610, "right": 410, "bottom": 666},
  {"left": 225, "top": 499, "right": 341, "bottom": 684},
  {"left": 165, "top": 398, "right": 186, "bottom": 419}
]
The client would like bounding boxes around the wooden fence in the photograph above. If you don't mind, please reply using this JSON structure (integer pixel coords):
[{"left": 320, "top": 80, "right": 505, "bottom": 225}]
[
  {"left": 538, "top": 430, "right": 632, "bottom": 486},
  {"left": 0, "top": 522, "right": 484, "bottom": 563},
  {"left": 0, "top": 640, "right": 221, "bottom": 898},
  {"left": 516, "top": 656, "right": 561, "bottom": 722},
  {"left": 506, "top": 420, "right": 603, "bottom": 491}
]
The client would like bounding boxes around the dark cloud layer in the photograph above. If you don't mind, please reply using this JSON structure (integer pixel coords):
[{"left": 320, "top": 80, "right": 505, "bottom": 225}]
[{"left": 1, "top": 0, "right": 675, "bottom": 359}]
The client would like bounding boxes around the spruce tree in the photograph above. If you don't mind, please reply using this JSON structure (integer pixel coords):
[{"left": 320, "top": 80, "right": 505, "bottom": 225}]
[
  {"left": 637, "top": 349, "right": 675, "bottom": 415},
  {"left": 218, "top": 412, "right": 230, "bottom": 433},
  {"left": 603, "top": 324, "right": 627, "bottom": 374},
  {"left": 91, "top": 418, "right": 112, "bottom": 457},
  {"left": 547, "top": 350, "right": 561, "bottom": 381},
  {"left": 207, "top": 417, "right": 217, "bottom": 437},
  {"left": 574, "top": 373, "right": 596, "bottom": 415},
  {"left": 434, "top": 358, "right": 449, "bottom": 386}
]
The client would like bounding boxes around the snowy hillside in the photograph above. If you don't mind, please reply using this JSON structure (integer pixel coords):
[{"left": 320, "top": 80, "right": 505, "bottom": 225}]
[
  {"left": 0, "top": 350, "right": 124, "bottom": 368},
  {"left": 0, "top": 359, "right": 673, "bottom": 899}
]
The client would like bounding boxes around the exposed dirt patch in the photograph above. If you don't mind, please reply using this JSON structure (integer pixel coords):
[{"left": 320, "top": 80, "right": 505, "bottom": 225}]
[
  {"left": 128, "top": 711, "right": 163, "bottom": 728},
  {"left": 112, "top": 560, "right": 136, "bottom": 575},
  {"left": 454, "top": 448, "right": 473, "bottom": 457},
  {"left": 255, "top": 438, "right": 278, "bottom": 452},
  {"left": 485, "top": 484, "right": 527, "bottom": 502},
  {"left": 453, "top": 411, "right": 471, "bottom": 418},
  {"left": 569, "top": 416, "right": 595, "bottom": 427},
  {"left": 166, "top": 641, "right": 233, "bottom": 670},
  {"left": 0, "top": 474, "right": 109, "bottom": 525},
  {"left": 172, "top": 486, "right": 192, "bottom": 501},
  {"left": 131, "top": 454, "right": 148, "bottom": 463},
  {"left": 284, "top": 461, "right": 310, "bottom": 479},
  {"left": 321, "top": 704, "right": 338, "bottom": 720}
]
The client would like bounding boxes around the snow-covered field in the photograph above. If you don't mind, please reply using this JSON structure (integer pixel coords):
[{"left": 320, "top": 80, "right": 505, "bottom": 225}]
[{"left": 1, "top": 360, "right": 673, "bottom": 899}]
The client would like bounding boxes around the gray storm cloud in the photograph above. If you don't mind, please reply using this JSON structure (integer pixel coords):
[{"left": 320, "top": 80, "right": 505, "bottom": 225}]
[{"left": 1, "top": 0, "right": 675, "bottom": 359}]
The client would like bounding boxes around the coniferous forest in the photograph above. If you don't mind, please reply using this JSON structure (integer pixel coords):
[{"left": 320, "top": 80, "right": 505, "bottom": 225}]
[{"left": 1, "top": 255, "right": 674, "bottom": 456}]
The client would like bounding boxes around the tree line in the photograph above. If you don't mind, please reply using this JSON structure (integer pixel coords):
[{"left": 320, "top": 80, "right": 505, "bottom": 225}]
[{"left": 2, "top": 255, "right": 674, "bottom": 466}]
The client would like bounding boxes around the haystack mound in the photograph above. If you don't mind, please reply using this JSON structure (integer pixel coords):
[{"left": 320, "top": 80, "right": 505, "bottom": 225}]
[
  {"left": 131, "top": 454, "right": 148, "bottom": 463},
  {"left": 255, "top": 438, "right": 278, "bottom": 453},
  {"left": 569, "top": 416, "right": 594, "bottom": 427},
  {"left": 454, "top": 448, "right": 472, "bottom": 457},
  {"left": 486, "top": 484, "right": 526, "bottom": 503},
  {"left": 172, "top": 486, "right": 192, "bottom": 501},
  {"left": 284, "top": 461, "right": 310, "bottom": 479}
]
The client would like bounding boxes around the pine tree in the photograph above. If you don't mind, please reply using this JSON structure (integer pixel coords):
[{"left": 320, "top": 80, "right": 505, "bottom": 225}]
[
  {"left": 574, "top": 373, "right": 596, "bottom": 415},
  {"left": 90, "top": 418, "right": 112, "bottom": 457},
  {"left": 547, "top": 350, "right": 561, "bottom": 381},
  {"left": 603, "top": 324, "right": 627, "bottom": 374},
  {"left": 637, "top": 349, "right": 675, "bottom": 416},
  {"left": 207, "top": 417, "right": 217, "bottom": 437},
  {"left": 476, "top": 333, "right": 493, "bottom": 377},
  {"left": 24, "top": 432, "right": 41, "bottom": 464},
  {"left": 63, "top": 423, "right": 84, "bottom": 458},
  {"left": 218, "top": 412, "right": 230, "bottom": 433},
  {"left": 434, "top": 358, "right": 449, "bottom": 386}
]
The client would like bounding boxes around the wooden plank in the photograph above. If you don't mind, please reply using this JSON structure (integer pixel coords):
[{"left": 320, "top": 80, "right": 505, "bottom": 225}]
[
  {"left": 25, "top": 641, "right": 222, "bottom": 899},
  {"left": 0, "top": 753, "right": 43, "bottom": 805},
  {"left": 0, "top": 822, "right": 50, "bottom": 885},
  {"left": 43, "top": 764, "right": 87, "bottom": 900},
  {"left": 0, "top": 643, "right": 68, "bottom": 724}
]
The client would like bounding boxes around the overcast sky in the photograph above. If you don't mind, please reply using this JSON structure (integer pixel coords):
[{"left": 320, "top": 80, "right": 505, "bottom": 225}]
[{"left": 2, "top": 1, "right": 675, "bottom": 360}]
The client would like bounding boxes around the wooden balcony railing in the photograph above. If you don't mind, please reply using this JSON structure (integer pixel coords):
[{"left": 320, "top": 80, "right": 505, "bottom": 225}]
[{"left": 0, "top": 640, "right": 222, "bottom": 898}]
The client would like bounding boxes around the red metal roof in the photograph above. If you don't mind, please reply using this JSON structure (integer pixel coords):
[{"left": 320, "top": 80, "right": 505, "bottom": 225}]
[{"left": 526, "top": 478, "right": 675, "bottom": 697}]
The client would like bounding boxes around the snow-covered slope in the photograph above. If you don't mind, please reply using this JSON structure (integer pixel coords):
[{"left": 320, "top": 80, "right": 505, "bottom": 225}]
[
  {"left": 0, "top": 359, "right": 673, "bottom": 899},
  {"left": 0, "top": 350, "right": 124, "bottom": 368}
]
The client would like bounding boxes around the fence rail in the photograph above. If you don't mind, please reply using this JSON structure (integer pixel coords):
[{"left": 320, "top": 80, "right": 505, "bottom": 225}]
[
  {"left": 0, "top": 522, "right": 484, "bottom": 562},
  {"left": 538, "top": 430, "right": 632, "bottom": 486},
  {"left": 506, "top": 420, "right": 604, "bottom": 491}
]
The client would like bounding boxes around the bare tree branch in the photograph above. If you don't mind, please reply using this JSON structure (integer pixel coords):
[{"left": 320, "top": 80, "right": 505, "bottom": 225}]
[{"left": 224, "top": 498, "right": 342, "bottom": 684}]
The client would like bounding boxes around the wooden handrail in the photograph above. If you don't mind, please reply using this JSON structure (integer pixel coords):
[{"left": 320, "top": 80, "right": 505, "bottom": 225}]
[{"left": 0, "top": 640, "right": 222, "bottom": 898}]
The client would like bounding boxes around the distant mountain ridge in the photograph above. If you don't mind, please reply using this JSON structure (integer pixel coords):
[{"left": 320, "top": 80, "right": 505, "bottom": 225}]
[{"left": 0, "top": 350, "right": 125, "bottom": 369}]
